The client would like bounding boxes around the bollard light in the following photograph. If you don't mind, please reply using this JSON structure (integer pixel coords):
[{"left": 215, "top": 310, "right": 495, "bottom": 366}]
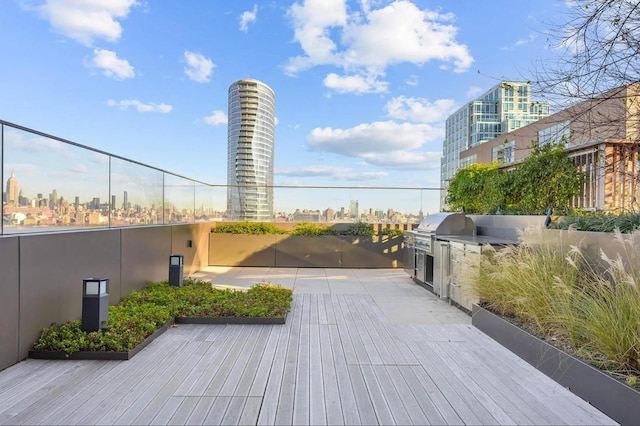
[
  {"left": 82, "top": 277, "right": 109, "bottom": 332},
  {"left": 169, "top": 254, "right": 184, "bottom": 287}
]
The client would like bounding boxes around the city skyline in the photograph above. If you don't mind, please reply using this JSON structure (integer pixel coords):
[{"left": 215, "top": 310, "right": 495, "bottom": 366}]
[
  {"left": 0, "top": 1, "right": 571, "bottom": 214},
  {"left": 2, "top": 168, "right": 426, "bottom": 231}
]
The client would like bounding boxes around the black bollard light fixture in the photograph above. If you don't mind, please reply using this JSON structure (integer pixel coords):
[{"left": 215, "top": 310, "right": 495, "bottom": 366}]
[
  {"left": 82, "top": 277, "right": 109, "bottom": 332},
  {"left": 169, "top": 254, "right": 184, "bottom": 287}
]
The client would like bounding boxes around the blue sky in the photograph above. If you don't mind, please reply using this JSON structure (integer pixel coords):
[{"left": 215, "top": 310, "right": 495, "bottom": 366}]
[{"left": 0, "top": 0, "right": 568, "bottom": 213}]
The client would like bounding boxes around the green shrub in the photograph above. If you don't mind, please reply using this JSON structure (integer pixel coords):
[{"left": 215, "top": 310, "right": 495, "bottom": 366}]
[
  {"left": 211, "top": 222, "right": 287, "bottom": 234},
  {"left": 379, "top": 227, "right": 404, "bottom": 237},
  {"left": 549, "top": 212, "right": 640, "bottom": 233},
  {"left": 290, "top": 222, "right": 336, "bottom": 236},
  {"left": 340, "top": 222, "right": 375, "bottom": 236}
]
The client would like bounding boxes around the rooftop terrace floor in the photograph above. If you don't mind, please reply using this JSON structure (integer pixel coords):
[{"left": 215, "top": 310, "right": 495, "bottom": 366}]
[{"left": 0, "top": 267, "right": 616, "bottom": 425}]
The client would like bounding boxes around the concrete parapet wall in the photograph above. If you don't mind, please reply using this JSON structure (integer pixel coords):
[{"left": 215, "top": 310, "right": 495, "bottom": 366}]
[{"left": 209, "top": 234, "right": 404, "bottom": 268}]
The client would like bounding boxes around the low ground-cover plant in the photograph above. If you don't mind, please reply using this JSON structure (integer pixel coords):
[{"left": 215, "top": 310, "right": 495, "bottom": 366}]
[
  {"left": 549, "top": 212, "right": 640, "bottom": 233},
  {"left": 33, "top": 279, "right": 293, "bottom": 353},
  {"left": 458, "top": 228, "right": 640, "bottom": 387}
]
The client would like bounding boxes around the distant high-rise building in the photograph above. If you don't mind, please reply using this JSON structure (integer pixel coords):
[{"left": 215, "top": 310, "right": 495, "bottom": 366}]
[
  {"left": 123, "top": 191, "right": 128, "bottom": 209},
  {"left": 349, "top": 200, "right": 359, "bottom": 219},
  {"left": 227, "top": 79, "right": 275, "bottom": 221},
  {"left": 440, "top": 81, "right": 550, "bottom": 209},
  {"left": 5, "top": 170, "right": 19, "bottom": 206}
]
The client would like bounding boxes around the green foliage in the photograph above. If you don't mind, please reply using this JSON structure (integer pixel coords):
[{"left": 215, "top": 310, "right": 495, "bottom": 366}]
[
  {"left": 32, "top": 278, "right": 293, "bottom": 353},
  {"left": 446, "top": 144, "right": 583, "bottom": 214},
  {"left": 457, "top": 228, "right": 640, "bottom": 381},
  {"left": 290, "top": 222, "right": 336, "bottom": 236},
  {"left": 446, "top": 163, "right": 505, "bottom": 214},
  {"left": 549, "top": 212, "right": 640, "bottom": 233},
  {"left": 507, "top": 144, "right": 583, "bottom": 214},
  {"left": 379, "top": 227, "right": 404, "bottom": 237},
  {"left": 341, "top": 222, "right": 375, "bottom": 236},
  {"left": 211, "top": 222, "right": 287, "bottom": 234}
]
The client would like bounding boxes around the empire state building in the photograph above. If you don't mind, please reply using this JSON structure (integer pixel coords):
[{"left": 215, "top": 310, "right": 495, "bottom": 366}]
[{"left": 5, "top": 170, "right": 19, "bottom": 206}]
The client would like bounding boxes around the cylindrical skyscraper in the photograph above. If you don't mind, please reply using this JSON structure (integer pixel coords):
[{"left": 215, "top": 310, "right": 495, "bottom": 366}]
[{"left": 227, "top": 79, "right": 275, "bottom": 221}]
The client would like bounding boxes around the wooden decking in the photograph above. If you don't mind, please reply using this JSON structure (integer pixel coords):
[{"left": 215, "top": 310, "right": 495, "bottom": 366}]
[{"left": 0, "top": 268, "right": 615, "bottom": 425}]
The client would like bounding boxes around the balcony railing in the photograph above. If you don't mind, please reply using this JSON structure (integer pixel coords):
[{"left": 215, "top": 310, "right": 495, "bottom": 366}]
[{"left": 1, "top": 120, "right": 442, "bottom": 235}]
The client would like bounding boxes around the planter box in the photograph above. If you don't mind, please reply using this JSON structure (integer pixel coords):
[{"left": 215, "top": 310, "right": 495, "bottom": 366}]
[
  {"left": 340, "top": 236, "right": 404, "bottom": 268},
  {"left": 275, "top": 235, "right": 342, "bottom": 267},
  {"left": 175, "top": 316, "right": 286, "bottom": 324},
  {"left": 28, "top": 320, "right": 174, "bottom": 361},
  {"left": 209, "top": 234, "right": 277, "bottom": 266},
  {"left": 472, "top": 304, "right": 640, "bottom": 425}
]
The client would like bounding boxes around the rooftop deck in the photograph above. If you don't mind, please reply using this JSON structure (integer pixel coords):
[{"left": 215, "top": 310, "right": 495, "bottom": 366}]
[{"left": 0, "top": 267, "right": 615, "bottom": 425}]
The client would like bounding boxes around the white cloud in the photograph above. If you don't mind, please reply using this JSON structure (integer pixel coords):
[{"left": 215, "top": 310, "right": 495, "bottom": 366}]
[
  {"left": 4, "top": 129, "right": 73, "bottom": 157},
  {"left": 361, "top": 150, "right": 441, "bottom": 170},
  {"left": 239, "top": 4, "right": 258, "bottom": 32},
  {"left": 107, "top": 99, "right": 172, "bottom": 113},
  {"left": 307, "top": 120, "right": 442, "bottom": 170},
  {"left": 405, "top": 75, "right": 419, "bottom": 86},
  {"left": 204, "top": 110, "right": 228, "bottom": 126},
  {"left": 184, "top": 51, "right": 215, "bottom": 83},
  {"left": 276, "top": 165, "right": 387, "bottom": 181},
  {"left": 466, "top": 85, "right": 484, "bottom": 99},
  {"left": 86, "top": 49, "right": 136, "bottom": 79},
  {"left": 501, "top": 33, "right": 536, "bottom": 51},
  {"left": 323, "top": 72, "right": 388, "bottom": 94},
  {"left": 285, "top": 0, "right": 473, "bottom": 92},
  {"left": 385, "top": 96, "right": 456, "bottom": 123},
  {"left": 35, "top": 0, "right": 138, "bottom": 46}
]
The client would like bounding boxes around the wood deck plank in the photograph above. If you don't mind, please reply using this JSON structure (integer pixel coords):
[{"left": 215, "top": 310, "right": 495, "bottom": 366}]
[
  {"left": 370, "top": 365, "right": 412, "bottom": 425},
  {"left": 149, "top": 396, "right": 184, "bottom": 425},
  {"left": 328, "top": 324, "right": 361, "bottom": 425},
  {"left": 203, "top": 326, "right": 257, "bottom": 397},
  {"left": 217, "top": 325, "right": 262, "bottom": 396},
  {"left": 238, "top": 396, "right": 263, "bottom": 426},
  {"left": 203, "top": 396, "right": 231, "bottom": 425},
  {"left": 358, "top": 364, "right": 395, "bottom": 425},
  {"left": 185, "top": 397, "right": 215, "bottom": 425},
  {"left": 385, "top": 365, "right": 430, "bottom": 425},
  {"left": 167, "top": 396, "right": 200, "bottom": 425},
  {"left": 233, "top": 325, "right": 273, "bottom": 397},
  {"left": 220, "top": 396, "right": 246, "bottom": 425},
  {"left": 319, "top": 325, "right": 343, "bottom": 425},
  {"left": 292, "top": 295, "right": 311, "bottom": 425},
  {"left": 271, "top": 295, "right": 303, "bottom": 426},
  {"left": 309, "top": 323, "right": 326, "bottom": 425}
]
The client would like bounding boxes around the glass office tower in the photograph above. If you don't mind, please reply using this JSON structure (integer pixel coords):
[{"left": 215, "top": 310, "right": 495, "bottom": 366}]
[{"left": 227, "top": 79, "right": 275, "bottom": 221}]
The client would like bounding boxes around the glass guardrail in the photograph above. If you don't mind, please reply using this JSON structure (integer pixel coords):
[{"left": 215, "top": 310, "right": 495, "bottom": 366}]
[{"left": 1, "top": 121, "right": 442, "bottom": 235}]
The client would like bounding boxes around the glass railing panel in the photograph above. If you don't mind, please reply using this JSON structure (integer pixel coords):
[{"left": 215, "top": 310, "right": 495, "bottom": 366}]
[
  {"left": 2, "top": 125, "right": 110, "bottom": 234},
  {"left": 271, "top": 186, "right": 437, "bottom": 224},
  {"left": 110, "top": 157, "right": 163, "bottom": 226},
  {"left": 195, "top": 184, "right": 226, "bottom": 222},
  {"left": 163, "top": 174, "right": 195, "bottom": 224}
]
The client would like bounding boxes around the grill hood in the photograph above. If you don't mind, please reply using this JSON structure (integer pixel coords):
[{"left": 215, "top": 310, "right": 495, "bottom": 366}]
[{"left": 415, "top": 212, "right": 475, "bottom": 236}]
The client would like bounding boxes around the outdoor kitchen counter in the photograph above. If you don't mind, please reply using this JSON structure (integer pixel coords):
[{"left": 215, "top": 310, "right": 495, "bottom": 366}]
[{"left": 435, "top": 234, "right": 518, "bottom": 246}]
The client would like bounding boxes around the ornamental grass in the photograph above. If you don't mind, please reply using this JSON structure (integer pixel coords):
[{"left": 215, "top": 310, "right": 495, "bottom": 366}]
[{"left": 458, "top": 227, "right": 640, "bottom": 385}]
